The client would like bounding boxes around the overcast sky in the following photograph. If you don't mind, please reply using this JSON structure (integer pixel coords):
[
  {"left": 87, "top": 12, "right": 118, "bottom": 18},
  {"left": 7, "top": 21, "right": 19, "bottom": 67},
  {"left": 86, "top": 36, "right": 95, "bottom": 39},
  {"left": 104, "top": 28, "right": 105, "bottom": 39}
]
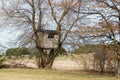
[{"left": 0, "top": 28, "right": 17, "bottom": 52}]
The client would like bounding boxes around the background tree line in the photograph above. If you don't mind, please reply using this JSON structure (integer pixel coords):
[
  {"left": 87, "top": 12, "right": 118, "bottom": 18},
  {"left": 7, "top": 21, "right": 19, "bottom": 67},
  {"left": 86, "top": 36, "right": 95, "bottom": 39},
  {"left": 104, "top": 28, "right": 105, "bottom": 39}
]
[{"left": 5, "top": 47, "right": 66, "bottom": 57}]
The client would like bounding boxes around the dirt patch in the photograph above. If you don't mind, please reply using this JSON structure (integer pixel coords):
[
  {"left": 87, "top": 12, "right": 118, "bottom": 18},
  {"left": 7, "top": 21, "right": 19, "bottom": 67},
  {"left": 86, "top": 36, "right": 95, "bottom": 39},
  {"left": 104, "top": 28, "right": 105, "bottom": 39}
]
[
  {"left": 52, "top": 54, "right": 94, "bottom": 70},
  {"left": 52, "top": 60, "right": 80, "bottom": 70}
]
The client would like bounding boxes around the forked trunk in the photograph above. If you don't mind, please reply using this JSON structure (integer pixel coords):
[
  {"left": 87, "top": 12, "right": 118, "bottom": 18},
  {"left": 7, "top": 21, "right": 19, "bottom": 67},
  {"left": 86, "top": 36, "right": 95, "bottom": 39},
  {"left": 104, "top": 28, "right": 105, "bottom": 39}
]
[{"left": 37, "top": 48, "right": 59, "bottom": 69}]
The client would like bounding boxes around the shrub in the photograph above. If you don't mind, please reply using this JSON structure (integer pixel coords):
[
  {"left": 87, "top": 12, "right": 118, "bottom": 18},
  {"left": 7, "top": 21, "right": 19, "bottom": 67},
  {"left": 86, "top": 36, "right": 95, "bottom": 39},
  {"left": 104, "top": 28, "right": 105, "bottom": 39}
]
[
  {"left": 6, "top": 47, "right": 31, "bottom": 57},
  {"left": 0, "top": 55, "right": 6, "bottom": 68},
  {"left": 72, "top": 44, "right": 98, "bottom": 54},
  {"left": 93, "top": 45, "right": 108, "bottom": 73}
]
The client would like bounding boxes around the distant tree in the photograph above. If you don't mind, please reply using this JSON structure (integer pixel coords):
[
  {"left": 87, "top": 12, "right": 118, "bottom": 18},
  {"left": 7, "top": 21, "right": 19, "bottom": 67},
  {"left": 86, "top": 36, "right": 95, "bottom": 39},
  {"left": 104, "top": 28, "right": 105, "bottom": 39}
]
[
  {"left": 95, "top": 0, "right": 120, "bottom": 76},
  {"left": 71, "top": 0, "right": 120, "bottom": 75}
]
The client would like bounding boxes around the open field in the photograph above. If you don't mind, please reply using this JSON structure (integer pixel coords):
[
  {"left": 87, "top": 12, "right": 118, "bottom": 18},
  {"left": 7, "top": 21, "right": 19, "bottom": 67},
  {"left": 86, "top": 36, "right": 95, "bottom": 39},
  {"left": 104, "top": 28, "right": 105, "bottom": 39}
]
[{"left": 0, "top": 68, "right": 119, "bottom": 80}]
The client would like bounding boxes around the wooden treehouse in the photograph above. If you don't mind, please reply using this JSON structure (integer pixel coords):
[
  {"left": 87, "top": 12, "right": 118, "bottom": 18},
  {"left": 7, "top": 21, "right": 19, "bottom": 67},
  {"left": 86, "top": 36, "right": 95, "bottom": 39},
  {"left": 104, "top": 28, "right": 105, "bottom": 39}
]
[{"left": 40, "top": 29, "right": 59, "bottom": 51}]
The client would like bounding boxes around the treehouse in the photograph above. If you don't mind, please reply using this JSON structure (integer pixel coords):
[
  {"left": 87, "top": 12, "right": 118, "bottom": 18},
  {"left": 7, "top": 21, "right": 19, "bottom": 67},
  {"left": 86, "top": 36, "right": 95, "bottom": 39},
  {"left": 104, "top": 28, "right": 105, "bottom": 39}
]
[{"left": 40, "top": 30, "right": 59, "bottom": 50}]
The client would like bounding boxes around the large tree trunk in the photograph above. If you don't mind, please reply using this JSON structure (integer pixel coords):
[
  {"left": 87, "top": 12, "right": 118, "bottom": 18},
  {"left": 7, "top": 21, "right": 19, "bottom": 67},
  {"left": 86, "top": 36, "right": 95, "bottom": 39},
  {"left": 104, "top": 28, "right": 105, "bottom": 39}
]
[
  {"left": 39, "top": 53, "right": 58, "bottom": 69},
  {"left": 36, "top": 47, "right": 60, "bottom": 69}
]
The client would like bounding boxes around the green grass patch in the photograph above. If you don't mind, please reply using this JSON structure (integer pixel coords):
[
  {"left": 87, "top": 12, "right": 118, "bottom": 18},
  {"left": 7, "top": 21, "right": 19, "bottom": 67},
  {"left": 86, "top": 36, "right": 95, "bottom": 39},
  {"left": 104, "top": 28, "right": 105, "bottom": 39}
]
[{"left": 0, "top": 69, "right": 118, "bottom": 80}]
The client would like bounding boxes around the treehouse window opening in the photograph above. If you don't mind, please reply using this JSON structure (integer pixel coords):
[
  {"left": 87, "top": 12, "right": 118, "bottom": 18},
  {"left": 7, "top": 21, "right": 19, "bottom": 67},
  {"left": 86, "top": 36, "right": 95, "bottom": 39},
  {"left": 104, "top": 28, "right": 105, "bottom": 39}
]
[{"left": 48, "top": 33, "right": 54, "bottom": 38}]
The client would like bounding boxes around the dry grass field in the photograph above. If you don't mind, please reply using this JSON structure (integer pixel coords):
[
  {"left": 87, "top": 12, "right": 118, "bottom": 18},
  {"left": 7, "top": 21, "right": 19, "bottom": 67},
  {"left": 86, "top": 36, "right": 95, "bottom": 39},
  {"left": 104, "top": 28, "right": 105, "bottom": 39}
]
[
  {"left": 1, "top": 54, "right": 120, "bottom": 80},
  {"left": 0, "top": 68, "right": 119, "bottom": 80}
]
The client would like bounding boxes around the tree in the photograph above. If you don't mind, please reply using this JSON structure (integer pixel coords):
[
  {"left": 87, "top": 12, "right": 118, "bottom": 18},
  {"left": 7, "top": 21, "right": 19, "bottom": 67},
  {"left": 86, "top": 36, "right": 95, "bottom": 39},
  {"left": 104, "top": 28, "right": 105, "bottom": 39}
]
[
  {"left": 1, "top": 0, "right": 81, "bottom": 68},
  {"left": 71, "top": 0, "right": 120, "bottom": 75},
  {"left": 94, "top": 0, "right": 120, "bottom": 77},
  {"left": 83, "top": 0, "right": 120, "bottom": 75}
]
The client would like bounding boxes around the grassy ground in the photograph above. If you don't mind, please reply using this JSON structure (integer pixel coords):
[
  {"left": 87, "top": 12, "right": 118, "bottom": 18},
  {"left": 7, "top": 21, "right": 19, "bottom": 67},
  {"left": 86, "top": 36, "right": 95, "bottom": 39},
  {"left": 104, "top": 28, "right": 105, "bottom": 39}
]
[{"left": 0, "top": 68, "right": 119, "bottom": 80}]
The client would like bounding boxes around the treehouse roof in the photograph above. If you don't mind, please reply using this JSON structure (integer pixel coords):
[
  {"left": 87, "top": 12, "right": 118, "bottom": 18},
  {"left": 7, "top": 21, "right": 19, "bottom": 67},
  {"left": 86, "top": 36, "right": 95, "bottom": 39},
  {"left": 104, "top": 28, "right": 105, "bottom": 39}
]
[{"left": 41, "top": 30, "right": 58, "bottom": 34}]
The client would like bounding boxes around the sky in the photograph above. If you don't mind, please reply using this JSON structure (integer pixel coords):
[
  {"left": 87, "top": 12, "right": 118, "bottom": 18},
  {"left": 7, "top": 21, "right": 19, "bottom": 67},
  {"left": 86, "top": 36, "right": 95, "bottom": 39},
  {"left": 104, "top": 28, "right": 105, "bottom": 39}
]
[
  {"left": 0, "top": 28, "right": 18, "bottom": 52},
  {"left": 0, "top": 0, "right": 23, "bottom": 53}
]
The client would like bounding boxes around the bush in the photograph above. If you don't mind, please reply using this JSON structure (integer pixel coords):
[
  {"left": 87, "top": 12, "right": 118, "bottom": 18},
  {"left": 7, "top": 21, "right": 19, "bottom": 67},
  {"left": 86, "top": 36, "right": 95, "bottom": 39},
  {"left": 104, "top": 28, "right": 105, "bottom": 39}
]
[
  {"left": 0, "top": 55, "right": 6, "bottom": 68},
  {"left": 93, "top": 45, "right": 108, "bottom": 73},
  {"left": 6, "top": 47, "right": 31, "bottom": 57},
  {"left": 5, "top": 47, "right": 41, "bottom": 59},
  {"left": 93, "top": 44, "right": 119, "bottom": 73},
  {"left": 59, "top": 47, "right": 67, "bottom": 55},
  {"left": 72, "top": 44, "right": 98, "bottom": 54}
]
